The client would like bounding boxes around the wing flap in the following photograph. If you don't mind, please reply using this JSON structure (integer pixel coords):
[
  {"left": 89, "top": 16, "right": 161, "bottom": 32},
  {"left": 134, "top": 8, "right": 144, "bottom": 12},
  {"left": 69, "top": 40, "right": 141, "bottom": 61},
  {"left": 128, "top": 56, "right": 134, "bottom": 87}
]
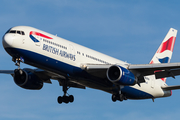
[
  {"left": 155, "top": 69, "right": 180, "bottom": 79},
  {"left": 129, "top": 62, "right": 180, "bottom": 71},
  {"left": 128, "top": 62, "right": 180, "bottom": 78}
]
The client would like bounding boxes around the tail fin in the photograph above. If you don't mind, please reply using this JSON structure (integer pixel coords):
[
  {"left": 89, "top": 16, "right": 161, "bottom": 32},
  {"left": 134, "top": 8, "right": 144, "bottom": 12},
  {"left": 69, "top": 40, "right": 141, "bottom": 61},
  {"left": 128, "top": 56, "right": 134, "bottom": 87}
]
[
  {"left": 150, "top": 28, "right": 177, "bottom": 82},
  {"left": 150, "top": 28, "right": 177, "bottom": 64}
]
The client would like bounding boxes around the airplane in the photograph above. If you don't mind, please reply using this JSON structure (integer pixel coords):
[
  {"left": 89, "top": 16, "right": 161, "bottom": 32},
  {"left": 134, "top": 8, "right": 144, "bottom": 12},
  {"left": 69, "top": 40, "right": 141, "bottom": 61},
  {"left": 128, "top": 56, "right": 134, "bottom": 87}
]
[{"left": 2, "top": 26, "right": 180, "bottom": 104}]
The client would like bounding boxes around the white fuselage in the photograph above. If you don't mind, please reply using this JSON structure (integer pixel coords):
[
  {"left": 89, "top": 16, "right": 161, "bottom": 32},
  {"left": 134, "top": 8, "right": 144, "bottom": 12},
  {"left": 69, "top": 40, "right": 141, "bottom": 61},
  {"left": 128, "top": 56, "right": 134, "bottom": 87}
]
[{"left": 2, "top": 26, "right": 171, "bottom": 100}]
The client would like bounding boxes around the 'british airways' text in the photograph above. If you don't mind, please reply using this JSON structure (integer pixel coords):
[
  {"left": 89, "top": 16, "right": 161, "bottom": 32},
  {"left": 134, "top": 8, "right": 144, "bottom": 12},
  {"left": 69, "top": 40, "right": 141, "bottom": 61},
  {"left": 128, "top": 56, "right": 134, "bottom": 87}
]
[{"left": 43, "top": 44, "right": 76, "bottom": 61}]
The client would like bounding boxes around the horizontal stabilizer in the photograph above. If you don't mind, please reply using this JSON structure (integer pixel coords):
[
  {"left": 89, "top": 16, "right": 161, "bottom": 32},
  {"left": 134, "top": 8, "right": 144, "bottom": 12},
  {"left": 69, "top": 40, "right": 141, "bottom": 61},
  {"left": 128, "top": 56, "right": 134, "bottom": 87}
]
[{"left": 162, "top": 85, "right": 180, "bottom": 90}]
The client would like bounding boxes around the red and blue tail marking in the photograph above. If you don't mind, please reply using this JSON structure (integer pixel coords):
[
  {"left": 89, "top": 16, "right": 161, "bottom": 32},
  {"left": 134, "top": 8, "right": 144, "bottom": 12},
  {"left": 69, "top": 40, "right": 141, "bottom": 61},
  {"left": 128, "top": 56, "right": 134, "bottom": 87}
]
[
  {"left": 150, "top": 28, "right": 177, "bottom": 82},
  {"left": 156, "top": 36, "right": 176, "bottom": 54}
]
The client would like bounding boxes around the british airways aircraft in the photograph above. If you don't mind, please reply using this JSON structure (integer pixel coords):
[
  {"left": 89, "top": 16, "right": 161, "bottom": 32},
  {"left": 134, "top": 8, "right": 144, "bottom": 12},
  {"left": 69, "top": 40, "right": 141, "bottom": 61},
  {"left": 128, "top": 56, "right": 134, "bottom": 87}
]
[{"left": 2, "top": 26, "right": 180, "bottom": 104}]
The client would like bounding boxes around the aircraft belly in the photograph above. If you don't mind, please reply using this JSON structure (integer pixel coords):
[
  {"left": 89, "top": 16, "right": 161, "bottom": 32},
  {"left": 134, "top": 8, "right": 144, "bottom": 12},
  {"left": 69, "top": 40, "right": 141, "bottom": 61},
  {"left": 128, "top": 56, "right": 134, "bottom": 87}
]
[
  {"left": 123, "top": 82, "right": 165, "bottom": 99},
  {"left": 5, "top": 47, "right": 81, "bottom": 75},
  {"left": 3, "top": 47, "right": 168, "bottom": 100}
]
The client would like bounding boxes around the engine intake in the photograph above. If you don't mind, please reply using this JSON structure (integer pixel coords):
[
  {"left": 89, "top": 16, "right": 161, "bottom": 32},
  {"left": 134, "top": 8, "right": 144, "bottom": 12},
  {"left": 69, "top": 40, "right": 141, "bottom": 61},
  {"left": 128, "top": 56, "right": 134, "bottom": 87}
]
[
  {"left": 14, "top": 69, "right": 43, "bottom": 90},
  {"left": 107, "top": 65, "right": 137, "bottom": 85}
]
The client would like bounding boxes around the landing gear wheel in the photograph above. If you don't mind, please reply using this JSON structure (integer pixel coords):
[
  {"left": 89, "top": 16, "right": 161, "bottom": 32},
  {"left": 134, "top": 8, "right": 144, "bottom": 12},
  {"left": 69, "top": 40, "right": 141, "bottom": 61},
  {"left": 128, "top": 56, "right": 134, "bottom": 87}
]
[
  {"left": 124, "top": 96, "right": 128, "bottom": 100},
  {"left": 63, "top": 96, "right": 69, "bottom": 104},
  {"left": 57, "top": 95, "right": 74, "bottom": 104},
  {"left": 111, "top": 93, "right": 127, "bottom": 102},
  {"left": 119, "top": 94, "right": 124, "bottom": 102},
  {"left": 69, "top": 95, "right": 74, "bottom": 103},
  {"left": 112, "top": 94, "right": 117, "bottom": 102},
  {"left": 57, "top": 96, "right": 63, "bottom": 104}
]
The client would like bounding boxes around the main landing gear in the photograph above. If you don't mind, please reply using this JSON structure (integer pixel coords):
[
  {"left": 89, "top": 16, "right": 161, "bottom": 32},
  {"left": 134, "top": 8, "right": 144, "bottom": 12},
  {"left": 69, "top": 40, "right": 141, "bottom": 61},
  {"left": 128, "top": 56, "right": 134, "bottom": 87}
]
[
  {"left": 57, "top": 80, "right": 74, "bottom": 104},
  {"left": 112, "top": 93, "right": 127, "bottom": 102},
  {"left": 57, "top": 95, "right": 74, "bottom": 104},
  {"left": 112, "top": 86, "right": 127, "bottom": 102}
]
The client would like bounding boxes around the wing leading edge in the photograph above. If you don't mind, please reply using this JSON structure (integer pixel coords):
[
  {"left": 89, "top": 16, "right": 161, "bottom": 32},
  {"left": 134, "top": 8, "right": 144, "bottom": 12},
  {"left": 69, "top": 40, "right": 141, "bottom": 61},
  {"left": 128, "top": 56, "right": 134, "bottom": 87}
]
[
  {"left": 0, "top": 70, "right": 14, "bottom": 74},
  {"left": 3, "top": 63, "right": 178, "bottom": 91}
]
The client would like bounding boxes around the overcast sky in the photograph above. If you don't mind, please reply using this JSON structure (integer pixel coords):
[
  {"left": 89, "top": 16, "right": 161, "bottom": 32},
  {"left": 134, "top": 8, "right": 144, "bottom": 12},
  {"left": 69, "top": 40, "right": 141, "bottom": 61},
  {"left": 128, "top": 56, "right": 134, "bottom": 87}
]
[{"left": 1, "top": 0, "right": 180, "bottom": 120}]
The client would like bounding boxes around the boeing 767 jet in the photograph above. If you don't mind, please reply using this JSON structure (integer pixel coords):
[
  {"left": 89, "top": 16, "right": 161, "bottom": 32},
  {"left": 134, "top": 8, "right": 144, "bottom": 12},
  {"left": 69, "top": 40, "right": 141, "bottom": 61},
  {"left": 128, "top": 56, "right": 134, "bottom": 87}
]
[{"left": 2, "top": 26, "right": 180, "bottom": 104}]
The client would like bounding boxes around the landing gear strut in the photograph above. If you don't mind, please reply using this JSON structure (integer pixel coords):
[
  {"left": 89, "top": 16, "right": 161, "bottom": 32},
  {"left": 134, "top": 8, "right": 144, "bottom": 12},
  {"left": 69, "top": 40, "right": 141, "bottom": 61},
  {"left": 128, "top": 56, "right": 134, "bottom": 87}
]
[
  {"left": 112, "top": 86, "right": 127, "bottom": 102},
  {"left": 57, "top": 79, "right": 74, "bottom": 104},
  {"left": 13, "top": 57, "right": 22, "bottom": 69}
]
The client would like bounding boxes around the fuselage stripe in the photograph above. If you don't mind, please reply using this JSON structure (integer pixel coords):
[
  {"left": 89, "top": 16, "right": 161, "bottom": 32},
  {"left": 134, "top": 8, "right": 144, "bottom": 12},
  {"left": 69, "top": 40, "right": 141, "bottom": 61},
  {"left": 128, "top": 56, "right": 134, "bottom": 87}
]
[{"left": 30, "top": 31, "right": 53, "bottom": 39}]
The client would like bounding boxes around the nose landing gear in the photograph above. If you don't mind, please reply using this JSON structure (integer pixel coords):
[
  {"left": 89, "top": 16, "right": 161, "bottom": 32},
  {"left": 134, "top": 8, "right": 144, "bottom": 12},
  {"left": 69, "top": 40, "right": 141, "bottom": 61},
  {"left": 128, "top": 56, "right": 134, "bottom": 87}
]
[{"left": 13, "top": 57, "right": 24, "bottom": 69}]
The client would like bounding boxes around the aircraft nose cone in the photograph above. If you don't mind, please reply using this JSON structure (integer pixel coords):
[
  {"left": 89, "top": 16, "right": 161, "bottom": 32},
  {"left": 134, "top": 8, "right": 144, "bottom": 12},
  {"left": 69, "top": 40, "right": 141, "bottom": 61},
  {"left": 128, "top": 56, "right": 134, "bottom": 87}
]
[{"left": 2, "top": 34, "right": 14, "bottom": 48}]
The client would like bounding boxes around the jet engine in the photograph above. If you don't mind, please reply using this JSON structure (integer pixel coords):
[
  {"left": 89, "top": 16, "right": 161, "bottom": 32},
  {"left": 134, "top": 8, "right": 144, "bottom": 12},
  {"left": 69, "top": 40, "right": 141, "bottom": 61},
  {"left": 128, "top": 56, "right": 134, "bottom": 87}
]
[
  {"left": 107, "top": 65, "right": 137, "bottom": 85},
  {"left": 13, "top": 69, "right": 43, "bottom": 90}
]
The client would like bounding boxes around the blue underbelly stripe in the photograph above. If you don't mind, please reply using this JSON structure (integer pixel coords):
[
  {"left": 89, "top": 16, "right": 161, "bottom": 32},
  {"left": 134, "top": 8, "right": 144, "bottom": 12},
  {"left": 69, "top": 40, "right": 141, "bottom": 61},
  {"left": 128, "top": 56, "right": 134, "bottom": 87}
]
[
  {"left": 122, "top": 86, "right": 153, "bottom": 99},
  {"left": 5, "top": 48, "right": 82, "bottom": 76}
]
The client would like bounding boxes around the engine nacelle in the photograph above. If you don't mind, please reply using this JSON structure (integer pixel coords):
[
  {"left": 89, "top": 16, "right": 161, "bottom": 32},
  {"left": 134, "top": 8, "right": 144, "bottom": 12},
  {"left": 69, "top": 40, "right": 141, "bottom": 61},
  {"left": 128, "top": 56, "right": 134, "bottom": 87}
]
[
  {"left": 107, "top": 65, "right": 137, "bottom": 85},
  {"left": 14, "top": 69, "right": 43, "bottom": 90}
]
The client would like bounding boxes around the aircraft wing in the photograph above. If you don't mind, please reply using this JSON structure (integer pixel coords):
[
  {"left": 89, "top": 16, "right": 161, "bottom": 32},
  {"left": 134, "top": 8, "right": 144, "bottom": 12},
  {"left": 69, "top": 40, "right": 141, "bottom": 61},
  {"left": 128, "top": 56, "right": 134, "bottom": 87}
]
[
  {"left": 128, "top": 62, "right": 180, "bottom": 79},
  {"left": 82, "top": 63, "right": 180, "bottom": 82},
  {"left": 2, "top": 62, "right": 180, "bottom": 90},
  {"left": 0, "top": 70, "right": 14, "bottom": 74},
  {"left": 0, "top": 69, "right": 86, "bottom": 89}
]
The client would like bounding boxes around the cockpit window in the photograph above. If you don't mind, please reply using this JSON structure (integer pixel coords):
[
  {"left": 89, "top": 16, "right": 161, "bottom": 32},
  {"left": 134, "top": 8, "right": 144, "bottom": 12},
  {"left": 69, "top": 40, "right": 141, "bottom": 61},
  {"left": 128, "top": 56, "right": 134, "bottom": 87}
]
[
  {"left": 9, "top": 30, "right": 16, "bottom": 33},
  {"left": 22, "top": 31, "right": 25, "bottom": 35},
  {"left": 7, "top": 30, "right": 25, "bottom": 35},
  {"left": 17, "top": 31, "right": 21, "bottom": 34}
]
